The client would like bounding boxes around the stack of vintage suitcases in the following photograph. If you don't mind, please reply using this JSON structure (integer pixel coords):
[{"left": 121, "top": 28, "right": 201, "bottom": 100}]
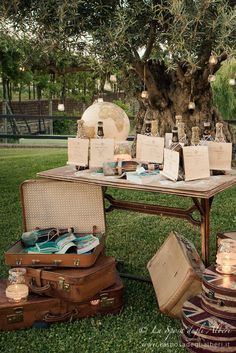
[
  {"left": 0, "top": 179, "right": 124, "bottom": 331},
  {"left": 181, "top": 232, "right": 236, "bottom": 353}
]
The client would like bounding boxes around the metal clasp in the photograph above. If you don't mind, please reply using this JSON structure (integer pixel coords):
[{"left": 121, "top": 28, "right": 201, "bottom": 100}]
[
  {"left": 100, "top": 293, "right": 115, "bottom": 308},
  {"left": 73, "top": 259, "right": 80, "bottom": 267},
  {"left": 15, "top": 259, "right": 22, "bottom": 266},
  {"left": 7, "top": 307, "right": 23, "bottom": 324},
  {"left": 58, "top": 277, "right": 70, "bottom": 291}
]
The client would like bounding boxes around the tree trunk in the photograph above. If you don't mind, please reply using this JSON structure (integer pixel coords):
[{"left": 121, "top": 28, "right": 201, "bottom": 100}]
[{"left": 133, "top": 60, "right": 234, "bottom": 147}]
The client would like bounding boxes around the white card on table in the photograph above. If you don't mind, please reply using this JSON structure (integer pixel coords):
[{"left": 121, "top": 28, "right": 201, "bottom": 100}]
[
  {"left": 183, "top": 146, "right": 210, "bottom": 181},
  {"left": 89, "top": 138, "right": 115, "bottom": 169},
  {"left": 67, "top": 138, "right": 89, "bottom": 167},
  {"left": 165, "top": 133, "right": 173, "bottom": 148},
  {"left": 136, "top": 134, "right": 164, "bottom": 163},
  {"left": 161, "top": 148, "right": 180, "bottom": 181},
  {"left": 207, "top": 142, "right": 232, "bottom": 170}
]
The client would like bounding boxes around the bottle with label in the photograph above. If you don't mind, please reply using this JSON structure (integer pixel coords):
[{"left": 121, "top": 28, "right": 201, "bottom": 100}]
[
  {"left": 215, "top": 122, "right": 225, "bottom": 143},
  {"left": 97, "top": 121, "right": 104, "bottom": 139},
  {"left": 169, "top": 127, "right": 184, "bottom": 180},
  {"left": 151, "top": 120, "right": 158, "bottom": 137},
  {"left": 191, "top": 126, "right": 200, "bottom": 146},
  {"left": 201, "top": 121, "right": 214, "bottom": 143},
  {"left": 212, "top": 122, "right": 226, "bottom": 175},
  {"left": 77, "top": 120, "right": 86, "bottom": 138}
]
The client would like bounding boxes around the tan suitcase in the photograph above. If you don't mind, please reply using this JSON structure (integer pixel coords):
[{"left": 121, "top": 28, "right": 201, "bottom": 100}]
[
  {"left": 5, "top": 179, "right": 106, "bottom": 268},
  {"left": 25, "top": 255, "right": 116, "bottom": 302},
  {"left": 147, "top": 231, "right": 205, "bottom": 318}
]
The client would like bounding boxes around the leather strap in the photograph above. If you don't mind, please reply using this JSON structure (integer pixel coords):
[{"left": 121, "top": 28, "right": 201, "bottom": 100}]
[
  {"left": 29, "top": 282, "right": 51, "bottom": 294},
  {"left": 44, "top": 309, "right": 78, "bottom": 323}
]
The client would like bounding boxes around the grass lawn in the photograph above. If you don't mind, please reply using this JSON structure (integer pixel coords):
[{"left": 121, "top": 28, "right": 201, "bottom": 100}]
[{"left": 0, "top": 148, "right": 236, "bottom": 353}]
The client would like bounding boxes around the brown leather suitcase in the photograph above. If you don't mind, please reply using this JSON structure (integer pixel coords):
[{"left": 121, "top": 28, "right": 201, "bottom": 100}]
[
  {"left": 25, "top": 255, "right": 117, "bottom": 302},
  {"left": 44, "top": 273, "right": 124, "bottom": 323},
  {"left": 0, "top": 274, "right": 123, "bottom": 331},
  {"left": 0, "top": 280, "right": 61, "bottom": 331},
  {"left": 181, "top": 295, "right": 236, "bottom": 353},
  {"left": 147, "top": 231, "right": 205, "bottom": 318},
  {"left": 5, "top": 179, "right": 106, "bottom": 268},
  {"left": 201, "top": 265, "right": 236, "bottom": 320}
]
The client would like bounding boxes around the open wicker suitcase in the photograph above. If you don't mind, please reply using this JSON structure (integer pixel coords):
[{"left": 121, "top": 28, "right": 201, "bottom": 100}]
[{"left": 5, "top": 179, "right": 106, "bottom": 268}]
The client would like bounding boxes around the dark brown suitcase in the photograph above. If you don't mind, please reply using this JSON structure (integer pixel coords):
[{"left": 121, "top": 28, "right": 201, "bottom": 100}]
[
  {"left": 44, "top": 273, "right": 124, "bottom": 323},
  {"left": 0, "top": 274, "right": 123, "bottom": 331},
  {"left": 201, "top": 265, "right": 236, "bottom": 320},
  {"left": 181, "top": 295, "right": 236, "bottom": 353},
  {"left": 0, "top": 280, "right": 61, "bottom": 331},
  {"left": 26, "top": 255, "right": 117, "bottom": 302},
  {"left": 5, "top": 179, "right": 106, "bottom": 268}
]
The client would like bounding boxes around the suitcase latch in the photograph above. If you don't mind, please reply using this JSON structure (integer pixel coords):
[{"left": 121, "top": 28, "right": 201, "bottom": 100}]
[
  {"left": 73, "top": 259, "right": 80, "bottom": 267},
  {"left": 15, "top": 259, "right": 22, "bottom": 266},
  {"left": 100, "top": 293, "right": 115, "bottom": 308},
  {"left": 7, "top": 307, "right": 23, "bottom": 324},
  {"left": 58, "top": 277, "right": 70, "bottom": 291}
]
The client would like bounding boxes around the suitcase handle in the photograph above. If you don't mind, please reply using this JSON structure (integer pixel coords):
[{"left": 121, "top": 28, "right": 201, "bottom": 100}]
[
  {"left": 29, "top": 282, "right": 51, "bottom": 294},
  {"left": 202, "top": 291, "right": 225, "bottom": 307},
  {"left": 43, "top": 309, "right": 78, "bottom": 323},
  {"left": 31, "top": 259, "right": 62, "bottom": 266}
]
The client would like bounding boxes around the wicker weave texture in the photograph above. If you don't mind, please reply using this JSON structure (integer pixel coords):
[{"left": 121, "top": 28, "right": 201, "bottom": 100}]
[{"left": 21, "top": 180, "right": 105, "bottom": 233}]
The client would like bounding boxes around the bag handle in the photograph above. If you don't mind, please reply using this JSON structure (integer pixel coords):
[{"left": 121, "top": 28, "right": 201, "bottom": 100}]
[
  {"left": 29, "top": 282, "right": 51, "bottom": 294},
  {"left": 44, "top": 309, "right": 78, "bottom": 323}
]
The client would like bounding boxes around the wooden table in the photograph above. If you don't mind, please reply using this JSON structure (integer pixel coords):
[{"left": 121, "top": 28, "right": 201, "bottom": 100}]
[{"left": 38, "top": 166, "right": 236, "bottom": 266}]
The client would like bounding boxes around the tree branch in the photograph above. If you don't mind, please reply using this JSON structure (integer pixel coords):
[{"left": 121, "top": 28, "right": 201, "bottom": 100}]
[{"left": 143, "top": 21, "right": 157, "bottom": 61}]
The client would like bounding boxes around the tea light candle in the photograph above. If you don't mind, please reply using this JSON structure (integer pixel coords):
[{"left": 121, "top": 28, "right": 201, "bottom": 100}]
[{"left": 5, "top": 283, "right": 29, "bottom": 303}]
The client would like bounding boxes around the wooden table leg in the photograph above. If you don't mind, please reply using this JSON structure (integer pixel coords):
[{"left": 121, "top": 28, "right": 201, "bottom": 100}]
[{"left": 200, "top": 197, "right": 214, "bottom": 266}]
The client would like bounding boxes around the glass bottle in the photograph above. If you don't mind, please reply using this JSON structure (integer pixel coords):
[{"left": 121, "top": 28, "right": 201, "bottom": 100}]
[
  {"left": 5, "top": 268, "right": 29, "bottom": 303},
  {"left": 76, "top": 120, "right": 86, "bottom": 138},
  {"left": 202, "top": 121, "right": 213, "bottom": 142},
  {"left": 178, "top": 122, "right": 187, "bottom": 145},
  {"left": 191, "top": 126, "right": 200, "bottom": 146},
  {"left": 215, "top": 122, "right": 225, "bottom": 143},
  {"left": 151, "top": 120, "right": 158, "bottom": 137},
  {"left": 97, "top": 121, "right": 104, "bottom": 139},
  {"left": 169, "top": 127, "right": 184, "bottom": 180}
]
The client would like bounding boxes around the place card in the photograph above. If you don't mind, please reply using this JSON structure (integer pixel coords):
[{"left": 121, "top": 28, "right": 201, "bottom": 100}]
[
  {"left": 161, "top": 148, "right": 180, "bottom": 181},
  {"left": 183, "top": 146, "right": 210, "bottom": 181},
  {"left": 136, "top": 134, "right": 164, "bottom": 163},
  {"left": 67, "top": 138, "right": 89, "bottom": 167},
  {"left": 207, "top": 142, "right": 232, "bottom": 170},
  {"left": 89, "top": 138, "right": 115, "bottom": 169}
]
